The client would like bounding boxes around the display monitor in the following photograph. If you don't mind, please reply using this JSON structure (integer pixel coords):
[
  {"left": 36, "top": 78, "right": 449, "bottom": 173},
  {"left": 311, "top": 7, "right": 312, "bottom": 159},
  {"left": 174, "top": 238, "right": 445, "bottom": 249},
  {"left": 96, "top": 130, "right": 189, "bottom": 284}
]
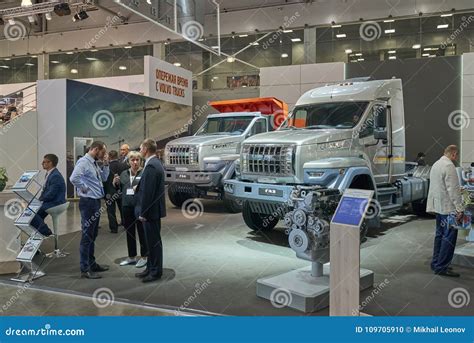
[{"left": 332, "top": 196, "right": 368, "bottom": 227}]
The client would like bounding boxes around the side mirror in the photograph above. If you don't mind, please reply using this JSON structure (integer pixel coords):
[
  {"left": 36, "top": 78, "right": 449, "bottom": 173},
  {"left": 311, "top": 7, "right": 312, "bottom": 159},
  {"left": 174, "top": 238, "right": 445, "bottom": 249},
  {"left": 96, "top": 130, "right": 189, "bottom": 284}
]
[
  {"left": 374, "top": 128, "right": 387, "bottom": 140},
  {"left": 374, "top": 107, "right": 387, "bottom": 128}
]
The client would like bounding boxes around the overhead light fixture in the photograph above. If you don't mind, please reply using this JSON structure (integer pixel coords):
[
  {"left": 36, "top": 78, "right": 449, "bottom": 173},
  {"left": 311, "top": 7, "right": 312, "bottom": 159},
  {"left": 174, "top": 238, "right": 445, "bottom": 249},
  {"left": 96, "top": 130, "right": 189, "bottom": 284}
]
[
  {"left": 383, "top": 19, "right": 395, "bottom": 23},
  {"left": 173, "top": 62, "right": 181, "bottom": 67},
  {"left": 51, "top": 60, "right": 60, "bottom": 64},
  {"left": 66, "top": 51, "right": 74, "bottom": 55},
  {"left": 0, "top": 66, "right": 10, "bottom": 69},
  {"left": 90, "top": 49, "right": 98, "bottom": 52},
  {"left": 441, "top": 13, "right": 453, "bottom": 17},
  {"left": 146, "top": 0, "right": 151, "bottom": 4},
  {"left": 332, "top": 24, "right": 342, "bottom": 28},
  {"left": 281, "top": 53, "right": 288, "bottom": 58},
  {"left": 238, "top": 34, "right": 248, "bottom": 37},
  {"left": 212, "top": 76, "right": 219, "bottom": 80},
  {"left": 4, "top": 58, "right": 11, "bottom": 61},
  {"left": 282, "top": 29, "right": 293, "bottom": 33},
  {"left": 45, "top": 12, "right": 52, "bottom": 21},
  {"left": 21, "top": 0, "right": 33, "bottom": 7},
  {"left": 429, "top": 55, "right": 436, "bottom": 58},
  {"left": 124, "top": 45, "right": 132, "bottom": 49},
  {"left": 422, "top": 53, "right": 430, "bottom": 57},
  {"left": 250, "top": 42, "right": 259, "bottom": 46},
  {"left": 357, "top": 58, "right": 365, "bottom": 61},
  {"left": 86, "top": 57, "right": 99, "bottom": 61},
  {"left": 345, "top": 49, "right": 353, "bottom": 54},
  {"left": 437, "top": 24, "right": 449, "bottom": 29},
  {"left": 412, "top": 44, "right": 421, "bottom": 49},
  {"left": 211, "top": 45, "right": 219, "bottom": 49},
  {"left": 355, "top": 53, "right": 363, "bottom": 56},
  {"left": 25, "top": 63, "right": 35, "bottom": 66},
  {"left": 119, "top": 65, "right": 127, "bottom": 70},
  {"left": 31, "top": 55, "right": 37, "bottom": 58},
  {"left": 71, "top": 69, "right": 78, "bottom": 74},
  {"left": 54, "top": 3, "right": 71, "bottom": 16},
  {"left": 226, "top": 56, "right": 236, "bottom": 63},
  {"left": 8, "top": 18, "right": 15, "bottom": 25},
  {"left": 73, "top": 10, "right": 89, "bottom": 22},
  {"left": 198, "top": 38, "right": 204, "bottom": 41},
  {"left": 385, "top": 29, "right": 395, "bottom": 34},
  {"left": 27, "top": 15, "right": 35, "bottom": 23},
  {"left": 423, "top": 47, "right": 432, "bottom": 51},
  {"left": 291, "top": 38, "right": 301, "bottom": 42},
  {"left": 388, "top": 50, "right": 396, "bottom": 54},
  {"left": 336, "top": 34, "right": 346, "bottom": 38},
  {"left": 389, "top": 56, "right": 396, "bottom": 60}
]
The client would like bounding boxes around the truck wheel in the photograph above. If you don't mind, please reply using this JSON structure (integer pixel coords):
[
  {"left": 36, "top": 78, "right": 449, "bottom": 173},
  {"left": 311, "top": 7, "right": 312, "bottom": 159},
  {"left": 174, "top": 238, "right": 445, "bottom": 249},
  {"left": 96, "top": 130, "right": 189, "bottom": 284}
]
[
  {"left": 412, "top": 199, "right": 428, "bottom": 216},
  {"left": 223, "top": 195, "right": 243, "bottom": 213},
  {"left": 242, "top": 201, "right": 279, "bottom": 231},
  {"left": 168, "top": 184, "right": 189, "bottom": 208}
]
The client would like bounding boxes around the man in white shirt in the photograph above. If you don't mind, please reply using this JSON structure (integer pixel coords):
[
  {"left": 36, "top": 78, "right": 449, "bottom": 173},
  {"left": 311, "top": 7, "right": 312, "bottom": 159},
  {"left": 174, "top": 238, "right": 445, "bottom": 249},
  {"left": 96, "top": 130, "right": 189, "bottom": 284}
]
[{"left": 426, "top": 145, "right": 465, "bottom": 277}]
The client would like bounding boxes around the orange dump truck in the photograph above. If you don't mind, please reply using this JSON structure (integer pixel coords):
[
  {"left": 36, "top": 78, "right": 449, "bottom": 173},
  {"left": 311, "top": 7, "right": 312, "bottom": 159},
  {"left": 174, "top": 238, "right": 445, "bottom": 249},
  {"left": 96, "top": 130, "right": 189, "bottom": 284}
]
[{"left": 164, "top": 97, "right": 288, "bottom": 213}]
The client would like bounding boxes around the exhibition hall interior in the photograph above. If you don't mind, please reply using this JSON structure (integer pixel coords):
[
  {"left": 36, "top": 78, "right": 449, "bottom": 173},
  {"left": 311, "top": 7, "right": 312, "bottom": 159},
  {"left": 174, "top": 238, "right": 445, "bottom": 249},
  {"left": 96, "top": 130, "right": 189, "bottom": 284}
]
[{"left": 0, "top": 0, "right": 474, "bottom": 318}]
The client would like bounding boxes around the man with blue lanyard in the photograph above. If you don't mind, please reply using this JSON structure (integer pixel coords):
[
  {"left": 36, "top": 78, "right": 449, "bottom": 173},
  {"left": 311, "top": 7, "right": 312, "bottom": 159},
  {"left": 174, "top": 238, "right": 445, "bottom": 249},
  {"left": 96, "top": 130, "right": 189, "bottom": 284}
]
[{"left": 70, "top": 141, "right": 110, "bottom": 279}]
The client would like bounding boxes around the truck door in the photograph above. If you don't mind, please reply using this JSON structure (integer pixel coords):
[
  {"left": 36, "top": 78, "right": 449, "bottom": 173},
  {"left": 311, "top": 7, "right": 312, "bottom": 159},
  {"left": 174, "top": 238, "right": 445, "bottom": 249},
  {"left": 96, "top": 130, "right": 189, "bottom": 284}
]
[{"left": 358, "top": 102, "right": 391, "bottom": 184}]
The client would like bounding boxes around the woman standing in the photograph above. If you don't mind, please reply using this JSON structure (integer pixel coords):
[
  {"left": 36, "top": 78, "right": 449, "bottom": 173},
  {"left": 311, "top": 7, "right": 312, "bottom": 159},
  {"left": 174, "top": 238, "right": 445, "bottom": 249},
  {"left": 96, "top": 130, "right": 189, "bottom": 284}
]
[{"left": 114, "top": 151, "right": 148, "bottom": 268}]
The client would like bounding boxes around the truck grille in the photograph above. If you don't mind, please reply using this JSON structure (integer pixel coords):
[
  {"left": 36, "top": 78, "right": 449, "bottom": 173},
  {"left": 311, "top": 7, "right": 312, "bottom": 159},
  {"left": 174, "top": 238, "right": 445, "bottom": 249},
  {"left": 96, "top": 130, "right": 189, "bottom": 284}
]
[
  {"left": 165, "top": 145, "right": 199, "bottom": 167},
  {"left": 242, "top": 144, "right": 294, "bottom": 176}
]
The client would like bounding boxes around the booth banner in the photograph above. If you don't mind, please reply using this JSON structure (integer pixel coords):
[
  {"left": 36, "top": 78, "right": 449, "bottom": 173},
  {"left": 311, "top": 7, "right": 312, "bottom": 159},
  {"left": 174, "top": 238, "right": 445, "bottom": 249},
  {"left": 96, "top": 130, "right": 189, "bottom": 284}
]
[{"left": 144, "top": 56, "right": 192, "bottom": 106}]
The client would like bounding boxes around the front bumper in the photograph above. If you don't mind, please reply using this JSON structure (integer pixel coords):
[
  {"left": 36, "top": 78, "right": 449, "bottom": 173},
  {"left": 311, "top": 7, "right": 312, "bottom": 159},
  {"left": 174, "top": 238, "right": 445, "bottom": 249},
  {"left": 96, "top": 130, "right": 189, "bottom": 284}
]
[
  {"left": 165, "top": 170, "right": 222, "bottom": 187},
  {"left": 224, "top": 179, "right": 294, "bottom": 204}
]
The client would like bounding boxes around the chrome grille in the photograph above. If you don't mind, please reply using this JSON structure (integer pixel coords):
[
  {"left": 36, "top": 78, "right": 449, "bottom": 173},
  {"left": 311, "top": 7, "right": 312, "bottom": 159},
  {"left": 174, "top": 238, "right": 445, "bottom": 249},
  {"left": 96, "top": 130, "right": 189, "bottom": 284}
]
[
  {"left": 242, "top": 144, "right": 294, "bottom": 176},
  {"left": 165, "top": 145, "right": 198, "bottom": 166}
]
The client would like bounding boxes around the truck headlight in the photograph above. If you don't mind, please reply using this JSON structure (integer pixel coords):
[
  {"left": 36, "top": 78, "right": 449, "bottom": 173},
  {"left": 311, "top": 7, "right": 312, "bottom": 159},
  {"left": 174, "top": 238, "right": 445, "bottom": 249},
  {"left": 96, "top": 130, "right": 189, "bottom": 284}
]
[
  {"left": 204, "top": 161, "right": 226, "bottom": 171},
  {"left": 318, "top": 140, "right": 351, "bottom": 151}
]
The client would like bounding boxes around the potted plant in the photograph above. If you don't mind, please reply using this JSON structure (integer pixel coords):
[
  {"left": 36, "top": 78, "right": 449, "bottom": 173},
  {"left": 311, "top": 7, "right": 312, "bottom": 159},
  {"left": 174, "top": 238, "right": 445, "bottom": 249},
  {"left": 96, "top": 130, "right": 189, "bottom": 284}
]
[{"left": 0, "top": 167, "right": 8, "bottom": 192}]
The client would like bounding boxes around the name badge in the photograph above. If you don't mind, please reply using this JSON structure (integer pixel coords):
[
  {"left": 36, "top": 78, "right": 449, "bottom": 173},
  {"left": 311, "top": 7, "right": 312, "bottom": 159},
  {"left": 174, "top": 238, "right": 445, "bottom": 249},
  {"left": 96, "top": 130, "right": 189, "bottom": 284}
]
[{"left": 126, "top": 188, "right": 135, "bottom": 195}]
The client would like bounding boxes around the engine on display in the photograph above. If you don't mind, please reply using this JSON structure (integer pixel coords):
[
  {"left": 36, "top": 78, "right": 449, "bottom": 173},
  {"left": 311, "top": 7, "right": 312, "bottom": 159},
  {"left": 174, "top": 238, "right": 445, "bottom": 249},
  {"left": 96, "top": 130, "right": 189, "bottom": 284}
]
[{"left": 284, "top": 187, "right": 341, "bottom": 264}]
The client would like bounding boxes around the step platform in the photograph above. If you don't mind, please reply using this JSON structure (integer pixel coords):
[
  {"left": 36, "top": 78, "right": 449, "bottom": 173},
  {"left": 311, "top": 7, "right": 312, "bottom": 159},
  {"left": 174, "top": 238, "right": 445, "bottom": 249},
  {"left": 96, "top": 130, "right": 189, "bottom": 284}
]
[{"left": 452, "top": 243, "right": 474, "bottom": 269}]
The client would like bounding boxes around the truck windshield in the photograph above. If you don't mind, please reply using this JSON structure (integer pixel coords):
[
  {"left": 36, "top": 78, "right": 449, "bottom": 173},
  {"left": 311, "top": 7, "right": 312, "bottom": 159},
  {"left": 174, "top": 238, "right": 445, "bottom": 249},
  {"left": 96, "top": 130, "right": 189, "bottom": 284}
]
[
  {"left": 281, "top": 102, "right": 369, "bottom": 129},
  {"left": 196, "top": 116, "right": 254, "bottom": 136}
]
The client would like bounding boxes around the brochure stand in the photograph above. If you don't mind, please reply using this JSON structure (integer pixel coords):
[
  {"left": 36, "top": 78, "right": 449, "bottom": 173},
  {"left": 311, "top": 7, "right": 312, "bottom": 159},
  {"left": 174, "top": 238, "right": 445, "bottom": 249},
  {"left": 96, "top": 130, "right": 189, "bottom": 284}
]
[{"left": 9, "top": 171, "right": 47, "bottom": 283}]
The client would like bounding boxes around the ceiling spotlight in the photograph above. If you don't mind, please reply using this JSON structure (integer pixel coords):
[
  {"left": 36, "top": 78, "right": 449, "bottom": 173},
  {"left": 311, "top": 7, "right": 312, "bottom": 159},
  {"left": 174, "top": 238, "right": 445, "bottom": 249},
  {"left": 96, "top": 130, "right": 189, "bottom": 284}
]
[
  {"left": 71, "top": 69, "right": 78, "bottom": 74},
  {"left": 422, "top": 53, "right": 430, "bottom": 57},
  {"left": 345, "top": 49, "right": 353, "bottom": 54},
  {"left": 173, "top": 62, "right": 181, "bottom": 67},
  {"left": 73, "top": 10, "right": 89, "bottom": 22},
  {"left": 226, "top": 56, "right": 236, "bottom": 63},
  {"left": 336, "top": 33, "right": 346, "bottom": 38},
  {"left": 412, "top": 44, "right": 421, "bottom": 49},
  {"left": 27, "top": 15, "right": 35, "bottom": 23},
  {"left": 385, "top": 29, "right": 395, "bottom": 34},
  {"left": 437, "top": 24, "right": 449, "bottom": 29},
  {"left": 25, "top": 63, "right": 35, "bottom": 66},
  {"left": 389, "top": 56, "right": 396, "bottom": 60},
  {"left": 211, "top": 45, "right": 219, "bottom": 49},
  {"left": 0, "top": 66, "right": 10, "bottom": 69},
  {"left": 355, "top": 53, "right": 363, "bottom": 56},
  {"left": 357, "top": 58, "right": 365, "bottom": 61},
  {"left": 383, "top": 19, "right": 395, "bottom": 23},
  {"left": 282, "top": 29, "right": 293, "bottom": 33},
  {"left": 146, "top": 0, "right": 151, "bottom": 4},
  {"left": 45, "top": 12, "right": 52, "bottom": 21},
  {"left": 124, "top": 46, "right": 132, "bottom": 49},
  {"left": 66, "top": 51, "right": 74, "bottom": 55},
  {"left": 8, "top": 18, "right": 15, "bottom": 25},
  {"left": 281, "top": 53, "right": 288, "bottom": 58},
  {"left": 250, "top": 42, "right": 259, "bottom": 46},
  {"left": 21, "top": 0, "right": 33, "bottom": 7},
  {"left": 119, "top": 65, "right": 127, "bottom": 70},
  {"left": 90, "top": 49, "right": 98, "bottom": 52},
  {"left": 388, "top": 50, "right": 396, "bottom": 54},
  {"left": 54, "top": 3, "right": 71, "bottom": 16},
  {"left": 86, "top": 57, "right": 99, "bottom": 61},
  {"left": 441, "top": 13, "right": 453, "bottom": 17},
  {"left": 51, "top": 60, "right": 60, "bottom": 64},
  {"left": 291, "top": 38, "right": 301, "bottom": 42}
]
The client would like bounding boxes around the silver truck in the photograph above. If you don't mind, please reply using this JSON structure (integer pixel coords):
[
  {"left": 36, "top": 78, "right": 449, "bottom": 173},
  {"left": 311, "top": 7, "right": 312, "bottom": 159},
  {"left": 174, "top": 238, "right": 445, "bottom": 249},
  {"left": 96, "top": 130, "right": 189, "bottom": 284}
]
[
  {"left": 224, "top": 79, "right": 431, "bottom": 263},
  {"left": 164, "top": 97, "right": 288, "bottom": 212}
]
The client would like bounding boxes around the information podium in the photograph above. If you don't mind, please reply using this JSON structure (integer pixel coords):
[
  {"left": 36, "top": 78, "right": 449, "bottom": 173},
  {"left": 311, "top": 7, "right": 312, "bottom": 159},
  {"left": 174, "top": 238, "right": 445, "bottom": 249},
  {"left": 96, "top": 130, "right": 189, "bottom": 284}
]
[
  {"left": 9, "top": 170, "right": 47, "bottom": 283},
  {"left": 330, "top": 188, "right": 374, "bottom": 316}
]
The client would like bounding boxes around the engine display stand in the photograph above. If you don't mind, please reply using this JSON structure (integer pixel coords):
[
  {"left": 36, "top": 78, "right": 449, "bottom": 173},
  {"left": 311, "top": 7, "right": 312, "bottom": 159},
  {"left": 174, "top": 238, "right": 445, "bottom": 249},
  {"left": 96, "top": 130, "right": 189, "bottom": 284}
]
[
  {"left": 256, "top": 262, "right": 374, "bottom": 313},
  {"left": 452, "top": 233, "right": 474, "bottom": 269}
]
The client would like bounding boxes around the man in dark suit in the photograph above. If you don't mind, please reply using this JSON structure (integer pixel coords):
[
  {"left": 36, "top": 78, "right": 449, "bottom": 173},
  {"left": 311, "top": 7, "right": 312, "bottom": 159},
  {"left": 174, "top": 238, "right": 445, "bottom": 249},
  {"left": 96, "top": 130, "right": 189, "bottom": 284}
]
[
  {"left": 31, "top": 154, "right": 66, "bottom": 236},
  {"left": 135, "top": 138, "right": 167, "bottom": 283},
  {"left": 103, "top": 150, "right": 127, "bottom": 233}
]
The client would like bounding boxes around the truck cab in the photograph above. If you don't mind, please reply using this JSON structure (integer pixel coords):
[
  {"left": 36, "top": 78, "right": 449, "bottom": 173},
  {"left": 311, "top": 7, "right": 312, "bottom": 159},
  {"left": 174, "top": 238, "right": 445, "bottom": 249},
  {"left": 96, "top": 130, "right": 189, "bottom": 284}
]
[{"left": 164, "top": 97, "right": 288, "bottom": 212}]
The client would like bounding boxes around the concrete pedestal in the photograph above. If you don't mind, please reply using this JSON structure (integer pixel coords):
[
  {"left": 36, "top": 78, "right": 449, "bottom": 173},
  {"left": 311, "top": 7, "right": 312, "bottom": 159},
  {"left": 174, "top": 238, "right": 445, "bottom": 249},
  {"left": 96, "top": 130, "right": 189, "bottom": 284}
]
[
  {"left": 256, "top": 264, "right": 374, "bottom": 313},
  {"left": 452, "top": 243, "right": 474, "bottom": 268}
]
